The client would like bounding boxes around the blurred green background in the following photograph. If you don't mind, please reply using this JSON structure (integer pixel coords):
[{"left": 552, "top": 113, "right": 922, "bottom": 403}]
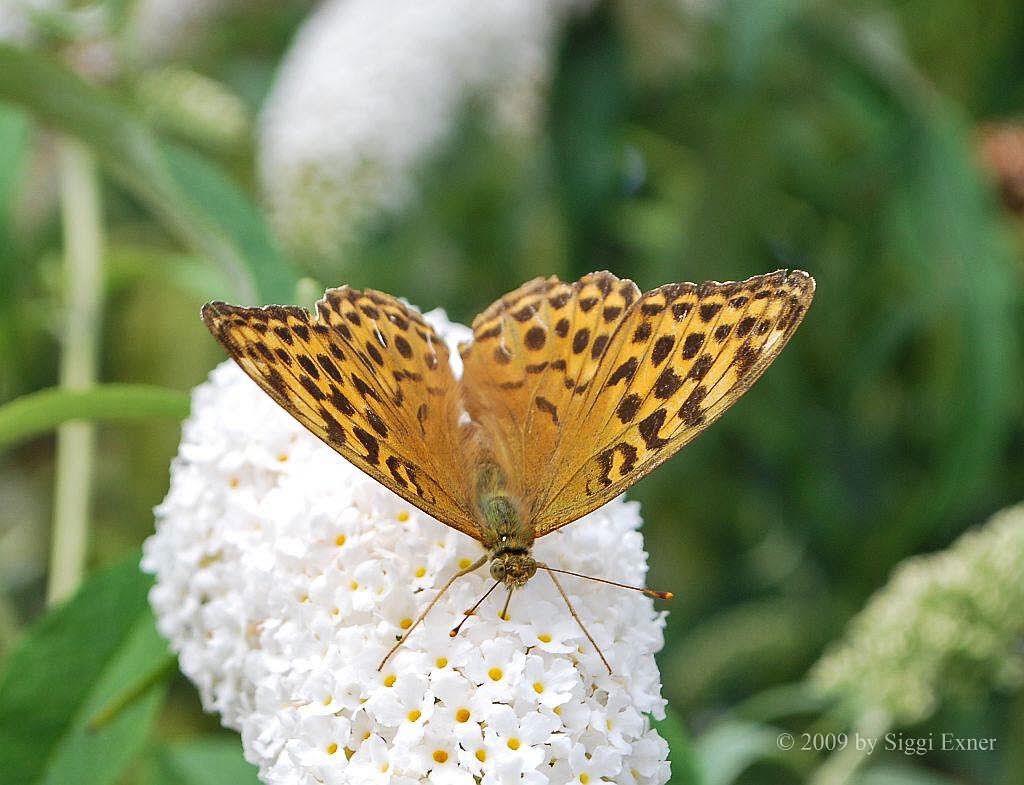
[{"left": 1, "top": 1, "right": 1023, "bottom": 784}]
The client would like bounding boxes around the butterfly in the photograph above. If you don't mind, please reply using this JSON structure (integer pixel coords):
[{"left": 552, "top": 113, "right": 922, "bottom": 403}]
[{"left": 203, "top": 269, "right": 814, "bottom": 671}]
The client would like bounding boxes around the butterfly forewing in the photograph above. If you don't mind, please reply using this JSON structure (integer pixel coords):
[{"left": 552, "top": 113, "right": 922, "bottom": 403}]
[
  {"left": 202, "top": 288, "right": 481, "bottom": 539},
  {"left": 459, "top": 272, "right": 641, "bottom": 502},
  {"left": 529, "top": 270, "right": 815, "bottom": 534}
]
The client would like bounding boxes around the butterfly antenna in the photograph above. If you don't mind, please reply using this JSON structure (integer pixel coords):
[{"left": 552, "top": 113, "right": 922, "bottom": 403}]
[
  {"left": 499, "top": 587, "right": 514, "bottom": 621},
  {"left": 541, "top": 565, "right": 673, "bottom": 600},
  {"left": 450, "top": 580, "right": 500, "bottom": 637},
  {"left": 539, "top": 563, "right": 612, "bottom": 674},
  {"left": 378, "top": 553, "right": 487, "bottom": 671}
]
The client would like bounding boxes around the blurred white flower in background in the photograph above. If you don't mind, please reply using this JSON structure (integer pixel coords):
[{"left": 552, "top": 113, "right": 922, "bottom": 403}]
[
  {"left": 124, "top": 0, "right": 288, "bottom": 63},
  {"left": 144, "top": 308, "right": 670, "bottom": 785},
  {"left": 0, "top": 0, "right": 63, "bottom": 44},
  {"left": 812, "top": 503, "right": 1024, "bottom": 728},
  {"left": 258, "top": 0, "right": 595, "bottom": 261}
]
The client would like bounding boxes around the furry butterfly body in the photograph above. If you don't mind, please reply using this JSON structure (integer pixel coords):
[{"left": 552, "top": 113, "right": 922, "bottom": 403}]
[{"left": 203, "top": 269, "right": 814, "bottom": 668}]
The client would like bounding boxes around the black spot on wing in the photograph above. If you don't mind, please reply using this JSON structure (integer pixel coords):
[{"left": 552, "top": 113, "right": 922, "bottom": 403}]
[
  {"left": 535, "top": 396, "right": 559, "bottom": 425},
  {"left": 297, "top": 354, "right": 320, "bottom": 379},
  {"left": 651, "top": 335, "right": 675, "bottom": 366},
  {"left": 616, "top": 393, "right": 642, "bottom": 424},
  {"left": 300, "top": 375, "right": 326, "bottom": 402},
  {"left": 681, "top": 333, "right": 704, "bottom": 359},
  {"left": 607, "top": 357, "right": 639, "bottom": 387},
  {"left": 699, "top": 303, "right": 722, "bottom": 322},
  {"left": 638, "top": 409, "right": 670, "bottom": 449},
  {"left": 365, "top": 407, "right": 389, "bottom": 438},
  {"left": 525, "top": 326, "right": 546, "bottom": 350},
  {"left": 394, "top": 334, "right": 412, "bottom": 358},
  {"left": 654, "top": 367, "right": 684, "bottom": 399},
  {"left": 353, "top": 427, "right": 380, "bottom": 465},
  {"left": 386, "top": 456, "right": 408, "bottom": 487},
  {"left": 572, "top": 328, "right": 589, "bottom": 354}
]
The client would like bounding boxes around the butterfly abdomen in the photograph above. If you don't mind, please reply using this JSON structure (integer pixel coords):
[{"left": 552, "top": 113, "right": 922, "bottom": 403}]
[
  {"left": 473, "top": 459, "right": 533, "bottom": 553},
  {"left": 479, "top": 493, "right": 533, "bottom": 553}
]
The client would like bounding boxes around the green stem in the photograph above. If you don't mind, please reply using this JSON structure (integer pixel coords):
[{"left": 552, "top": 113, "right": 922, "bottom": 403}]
[
  {"left": 46, "top": 138, "right": 103, "bottom": 606},
  {"left": 0, "top": 384, "right": 189, "bottom": 453}
]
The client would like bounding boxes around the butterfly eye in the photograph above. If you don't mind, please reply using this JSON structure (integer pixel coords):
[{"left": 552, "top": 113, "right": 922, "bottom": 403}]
[{"left": 490, "top": 561, "right": 506, "bottom": 581}]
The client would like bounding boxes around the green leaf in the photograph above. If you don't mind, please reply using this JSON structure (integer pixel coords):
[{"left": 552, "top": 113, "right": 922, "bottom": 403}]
[
  {"left": 149, "top": 739, "right": 260, "bottom": 785},
  {"left": 160, "top": 142, "right": 296, "bottom": 304},
  {"left": 0, "top": 43, "right": 299, "bottom": 304},
  {"left": 653, "top": 707, "right": 703, "bottom": 785},
  {"left": 0, "top": 101, "right": 29, "bottom": 238},
  {"left": 0, "top": 384, "right": 189, "bottom": 453},
  {"left": 0, "top": 555, "right": 170, "bottom": 785},
  {"left": 548, "top": 3, "right": 627, "bottom": 273}
]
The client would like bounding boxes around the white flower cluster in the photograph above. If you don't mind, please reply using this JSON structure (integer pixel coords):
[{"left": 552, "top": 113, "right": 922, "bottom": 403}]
[
  {"left": 257, "top": 0, "right": 594, "bottom": 261},
  {"left": 144, "top": 309, "right": 670, "bottom": 785},
  {"left": 812, "top": 503, "right": 1024, "bottom": 727}
]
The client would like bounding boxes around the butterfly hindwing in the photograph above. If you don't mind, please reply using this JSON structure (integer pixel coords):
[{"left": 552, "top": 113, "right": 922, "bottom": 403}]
[
  {"left": 202, "top": 288, "right": 480, "bottom": 538},
  {"left": 529, "top": 269, "right": 815, "bottom": 535}
]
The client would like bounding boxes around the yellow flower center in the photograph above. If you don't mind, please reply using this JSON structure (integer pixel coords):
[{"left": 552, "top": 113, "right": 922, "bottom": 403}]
[
  {"left": 433, "top": 750, "right": 449, "bottom": 764},
  {"left": 326, "top": 743, "right": 338, "bottom": 755},
  {"left": 507, "top": 738, "right": 521, "bottom": 751},
  {"left": 538, "top": 633, "right": 552, "bottom": 643},
  {"left": 435, "top": 657, "right": 448, "bottom": 668},
  {"left": 229, "top": 476, "right": 239, "bottom": 488},
  {"left": 488, "top": 667, "right": 503, "bottom": 681},
  {"left": 476, "top": 749, "right": 487, "bottom": 762},
  {"left": 407, "top": 709, "right": 421, "bottom": 722},
  {"left": 322, "top": 695, "right": 332, "bottom": 705},
  {"left": 383, "top": 674, "right": 396, "bottom": 687},
  {"left": 414, "top": 566, "right": 426, "bottom": 578},
  {"left": 458, "top": 558, "right": 472, "bottom": 569},
  {"left": 399, "top": 618, "right": 413, "bottom": 630},
  {"left": 455, "top": 708, "right": 471, "bottom": 723},
  {"left": 277, "top": 453, "right": 288, "bottom": 462},
  {"left": 397, "top": 511, "right": 410, "bottom": 522},
  {"left": 580, "top": 774, "right": 590, "bottom": 784},
  {"left": 349, "top": 581, "right": 359, "bottom": 590},
  {"left": 533, "top": 682, "right": 544, "bottom": 694}
]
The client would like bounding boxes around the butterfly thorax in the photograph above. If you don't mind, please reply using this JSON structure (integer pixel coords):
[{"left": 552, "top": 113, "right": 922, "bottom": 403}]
[{"left": 474, "top": 458, "right": 537, "bottom": 587}]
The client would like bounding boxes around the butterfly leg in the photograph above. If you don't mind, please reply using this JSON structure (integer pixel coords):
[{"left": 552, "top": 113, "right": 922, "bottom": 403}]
[
  {"left": 537, "top": 562, "right": 612, "bottom": 674},
  {"left": 377, "top": 553, "right": 488, "bottom": 671},
  {"left": 499, "top": 587, "right": 514, "bottom": 621}
]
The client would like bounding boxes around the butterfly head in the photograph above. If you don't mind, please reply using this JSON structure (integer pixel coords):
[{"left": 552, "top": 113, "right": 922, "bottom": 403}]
[{"left": 489, "top": 552, "right": 537, "bottom": 588}]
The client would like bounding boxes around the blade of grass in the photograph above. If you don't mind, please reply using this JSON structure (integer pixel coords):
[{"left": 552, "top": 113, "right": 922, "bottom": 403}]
[
  {"left": 0, "top": 384, "right": 189, "bottom": 454},
  {"left": 47, "top": 137, "right": 103, "bottom": 606}
]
